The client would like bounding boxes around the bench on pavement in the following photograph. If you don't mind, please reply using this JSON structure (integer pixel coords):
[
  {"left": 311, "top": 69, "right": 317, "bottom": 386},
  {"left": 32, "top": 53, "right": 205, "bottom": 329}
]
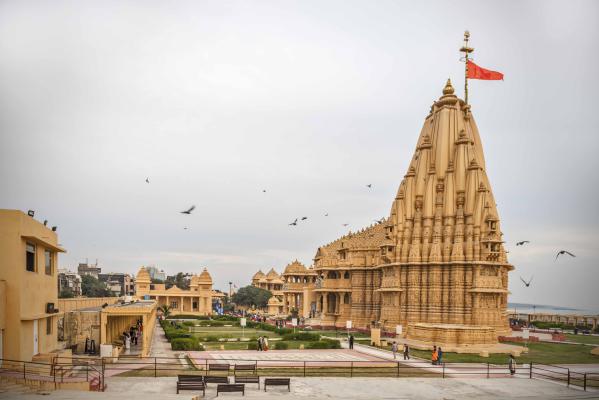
[
  {"left": 208, "top": 363, "right": 231, "bottom": 375},
  {"left": 204, "top": 376, "right": 230, "bottom": 385},
  {"left": 264, "top": 378, "right": 290, "bottom": 392},
  {"left": 216, "top": 384, "right": 245, "bottom": 396},
  {"left": 176, "top": 375, "right": 205, "bottom": 396},
  {"left": 234, "top": 364, "right": 257, "bottom": 375},
  {"left": 234, "top": 375, "right": 260, "bottom": 388}
]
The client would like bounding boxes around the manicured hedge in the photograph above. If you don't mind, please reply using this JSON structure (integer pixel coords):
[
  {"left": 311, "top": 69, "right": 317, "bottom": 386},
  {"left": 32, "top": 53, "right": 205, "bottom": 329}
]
[
  {"left": 274, "top": 342, "right": 289, "bottom": 350},
  {"left": 171, "top": 337, "right": 204, "bottom": 351},
  {"left": 282, "top": 332, "right": 320, "bottom": 341},
  {"left": 307, "top": 339, "right": 341, "bottom": 349},
  {"left": 166, "top": 315, "right": 211, "bottom": 320},
  {"left": 247, "top": 342, "right": 258, "bottom": 350}
]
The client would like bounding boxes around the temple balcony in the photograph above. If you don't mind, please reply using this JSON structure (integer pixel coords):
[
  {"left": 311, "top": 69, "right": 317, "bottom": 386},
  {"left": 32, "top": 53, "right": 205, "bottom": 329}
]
[{"left": 313, "top": 279, "right": 351, "bottom": 292}]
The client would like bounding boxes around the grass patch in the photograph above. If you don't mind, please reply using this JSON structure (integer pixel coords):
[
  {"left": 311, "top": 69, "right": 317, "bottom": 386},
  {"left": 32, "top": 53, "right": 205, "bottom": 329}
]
[
  {"left": 400, "top": 341, "right": 599, "bottom": 364},
  {"left": 565, "top": 334, "right": 599, "bottom": 345}
]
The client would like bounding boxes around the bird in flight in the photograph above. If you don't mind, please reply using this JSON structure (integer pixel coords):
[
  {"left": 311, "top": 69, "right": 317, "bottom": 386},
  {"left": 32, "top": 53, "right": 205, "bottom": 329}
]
[
  {"left": 289, "top": 219, "right": 298, "bottom": 226},
  {"left": 324, "top": 213, "right": 329, "bottom": 217},
  {"left": 516, "top": 241, "right": 530, "bottom": 246},
  {"left": 520, "top": 276, "right": 533, "bottom": 287},
  {"left": 183, "top": 227, "right": 188, "bottom": 230},
  {"left": 374, "top": 218, "right": 385, "bottom": 224},
  {"left": 366, "top": 184, "right": 372, "bottom": 188},
  {"left": 145, "top": 177, "right": 150, "bottom": 183},
  {"left": 301, "top": 217, "right": 308, "bottom": 221},
  {"left": 262, "top": 189, "right": 266, "bottom": 193},
  {"left": 342, "top": 223, "right": 349, "bottom": 227},
  {"left": 180, "top": 205, "right": 196, "bottom": 214},
  {"left": 555, "top": 250, "right": 575, "bottom": 260}
]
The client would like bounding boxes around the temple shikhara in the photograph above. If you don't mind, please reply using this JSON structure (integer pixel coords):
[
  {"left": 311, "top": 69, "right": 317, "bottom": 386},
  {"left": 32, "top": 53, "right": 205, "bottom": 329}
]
[{"left": 254, "top": 79, "right": 513, "bottom": 348}]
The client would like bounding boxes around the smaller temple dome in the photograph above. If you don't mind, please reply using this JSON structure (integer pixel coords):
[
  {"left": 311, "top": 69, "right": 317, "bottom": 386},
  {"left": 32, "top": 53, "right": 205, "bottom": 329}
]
[
  {"left": 443, "top": 78, "right": 455, "bottom": 95},
  {"left": 136, "top": 266, "right": 151, "bottom": 282},
  {"left": 267, "top": 296, "right": 282, "bottom": 305},
  {"left": 198, "top": 268, "right": 212, "bottom": 283},
  {"left": 265, "top": 268, "right": 280, "bottom": 280},
  {"left": 283, "top": 260, "right": 307, "bottom": 274},
  {"left": 190, "top": 274, "right": 200, "bottom": 286},
  {"left": 252, "top": 270, "right": 266, "bottom": 280}
]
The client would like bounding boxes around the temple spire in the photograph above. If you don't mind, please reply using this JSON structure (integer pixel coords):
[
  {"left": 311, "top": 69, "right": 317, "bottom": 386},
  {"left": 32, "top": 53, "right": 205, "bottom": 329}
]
[{"left": 460, "top": 30, "right": 474, "bottom": 104}]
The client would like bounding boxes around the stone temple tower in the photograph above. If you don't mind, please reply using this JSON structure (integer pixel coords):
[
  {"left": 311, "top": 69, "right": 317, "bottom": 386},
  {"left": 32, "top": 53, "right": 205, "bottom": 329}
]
[{"left": 378, "top": 79, "right": 513, "bottom": 344}]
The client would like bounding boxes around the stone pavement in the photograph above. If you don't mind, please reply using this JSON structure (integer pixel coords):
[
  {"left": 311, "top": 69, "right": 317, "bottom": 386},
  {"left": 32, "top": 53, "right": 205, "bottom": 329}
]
[{"left": 1, "top": 376, "right": 595, "bottom": 400}]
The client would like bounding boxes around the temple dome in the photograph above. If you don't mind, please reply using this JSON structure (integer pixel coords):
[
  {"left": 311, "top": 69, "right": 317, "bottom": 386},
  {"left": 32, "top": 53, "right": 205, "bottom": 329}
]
[
  {"left": 283, "top": 260, "right": 307, "bottom": 274},
  {"left": 252, "top": 270, "right": 265, "bottom": 280},
  {"left": 198, "top": 268, "right": 212, "bottom": 283},
  {"left": 136, "top": 266, "right": 151, "bottom": 283},
  {"left": 265, "top": 268, "right": 280, "bottom": 280}
]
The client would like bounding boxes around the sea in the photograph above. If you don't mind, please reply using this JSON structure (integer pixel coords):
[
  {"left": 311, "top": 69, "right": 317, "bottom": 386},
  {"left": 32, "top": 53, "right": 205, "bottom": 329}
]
[{"left": 508, "top": 302, "right": 599, "bottom": 315}]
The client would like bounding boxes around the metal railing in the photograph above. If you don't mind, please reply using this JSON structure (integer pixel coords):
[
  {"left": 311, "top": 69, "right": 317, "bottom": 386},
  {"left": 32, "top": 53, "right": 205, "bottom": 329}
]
[{"left": 0, "top": 357, "right": 104, "bottom": 391}]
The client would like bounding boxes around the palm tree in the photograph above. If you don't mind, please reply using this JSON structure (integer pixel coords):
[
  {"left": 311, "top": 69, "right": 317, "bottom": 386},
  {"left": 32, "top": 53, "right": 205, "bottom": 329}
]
[{"left": 159, "top": 304, "right": 171, "bottom": 318}]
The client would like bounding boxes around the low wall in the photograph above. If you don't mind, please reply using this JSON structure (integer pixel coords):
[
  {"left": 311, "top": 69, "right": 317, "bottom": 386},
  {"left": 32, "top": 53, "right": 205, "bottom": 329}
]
[
  {"left": 407, "top": 323, "right": 497, "bottom": 346},
  {"left": 58, "top": 297, "right": 119, "bottom": 313}
]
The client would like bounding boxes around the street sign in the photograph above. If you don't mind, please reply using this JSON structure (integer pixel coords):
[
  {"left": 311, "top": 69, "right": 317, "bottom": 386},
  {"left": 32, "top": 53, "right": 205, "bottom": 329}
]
[
  {"left": 522, "top": 328, "right": 529, "bottom": 340},
  {"left": 240, "top": 318, "right": 247, "bottom": 327},
  {"left": 291, "top": 318, "right": 298, "bottom": 327},
  {"left": 346, "top": 320, "right": 352, "bottom": 329}
]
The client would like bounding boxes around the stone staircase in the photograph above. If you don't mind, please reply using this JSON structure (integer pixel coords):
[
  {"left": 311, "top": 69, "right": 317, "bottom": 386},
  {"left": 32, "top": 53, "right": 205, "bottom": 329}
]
[{"left": 0, "top": 377, "right": 46, "bottom": 395}]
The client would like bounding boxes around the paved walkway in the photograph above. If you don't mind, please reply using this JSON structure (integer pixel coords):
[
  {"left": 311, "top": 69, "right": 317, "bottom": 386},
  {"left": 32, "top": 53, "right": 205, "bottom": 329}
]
[{"left": 3, "top": 376, "right": 594, "bottom": 399}]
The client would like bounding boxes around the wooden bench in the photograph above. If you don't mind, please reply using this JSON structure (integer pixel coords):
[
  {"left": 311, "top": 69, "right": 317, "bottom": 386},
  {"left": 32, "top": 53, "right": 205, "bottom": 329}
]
[
  {"left": 234, "top": 364, "right": 257, "bottom": 375},
  {"left": 216, "top": 384, "right": 245, "bottom": 396},
  {"left": 264, "top": 378, "right": 290, "bottom": 392},
  {"left": 234, "top": 375, "right": 260, "bottom": 388},
  {"left": 204, "top": 376, "right": 230, "bottom": 385},
  {"left": 176, "top": 375, "right": 205, "bottom": 396},
  {"left": 208, "top": 363, "right": 230, "bottom": 375}
]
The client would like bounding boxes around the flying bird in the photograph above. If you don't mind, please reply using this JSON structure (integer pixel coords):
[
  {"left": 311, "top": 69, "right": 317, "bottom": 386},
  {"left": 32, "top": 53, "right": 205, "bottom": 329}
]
[
  {"left": 145, "top": 177, "right": 150, "bottom": 183},
  {"left": 262, "top": 189, "right": 266, "bottom": 193},
  {"left": 366, "top": 184, "right": 372, "bottom": 188},
  {"left": 520, "top": 276, "right": 533, "bottom": 287},
  {"left": 289, "top": 219, "right": 298, "bottom": 226},
  {"left": 324, "top": 213, "right": 329, "bottom": 217},
  {"left": 555, "top": 250, "right": 576, "bottom": 260},
  {"left": 516, "top": 241, "right": 530, "bottom": 246},
  {"left": 183, "top": 227, "right": 188, "bottom": 230},
  {"left": 374, "top": 218, "right": 385, "bottom": 224},
  {"left": 342, "top": 223, "right": 349, "bottom": 227},
  {"left": 301, "top": 217, "right": 308, "bottom": 221},
  {"left": 180, "top": 205, "right": 196, "bottom": 214}
]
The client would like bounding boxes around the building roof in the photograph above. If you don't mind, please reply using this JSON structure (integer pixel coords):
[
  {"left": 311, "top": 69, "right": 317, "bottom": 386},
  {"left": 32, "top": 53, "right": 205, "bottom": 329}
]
[
  {"left": 252, "top": 270, "right": 266, "bottom": 280},
  {"left": 136, "top": 266, "right": 151, "bottom": 283},
  {"left": 265, "top": 268, "right": 280, "bottom": 280},
  {"left": 198, "top": 268, "right": 212, "bottom": 283},
  {"left": 283, "top": 260, "right": 308, "bottom": 274}
]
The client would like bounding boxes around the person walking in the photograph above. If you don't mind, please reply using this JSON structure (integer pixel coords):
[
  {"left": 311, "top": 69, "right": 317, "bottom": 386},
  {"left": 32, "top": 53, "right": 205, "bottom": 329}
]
[
  {"left": 403, "top": 344, "right": 410, "bottom": 360},
  {"left": 257, "top": 336, "right": 263, "bottom": 351},
  {"left": 437, "top": 347, "right": 443, "bottom": 365},
  {"left": 431, "top": 346, "right": 438, "bottom": 365},
  {"left": 263, "top": 336, "right": 269, "bottom": 351},
  {"left": 349, "top": 334, "right": 354, "bottom": 350},
  {"left": 508, "top": 354, "right": 516, "bottom": 376},
  {"left": 391, "top": 341, "right": 398, "bottom": 359}
]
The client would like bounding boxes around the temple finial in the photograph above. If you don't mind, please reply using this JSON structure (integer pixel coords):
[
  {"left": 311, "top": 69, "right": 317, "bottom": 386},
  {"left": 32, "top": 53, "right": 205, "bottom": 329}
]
[{"left": 443, "top": 78, "right": 454, "bottom": 95}]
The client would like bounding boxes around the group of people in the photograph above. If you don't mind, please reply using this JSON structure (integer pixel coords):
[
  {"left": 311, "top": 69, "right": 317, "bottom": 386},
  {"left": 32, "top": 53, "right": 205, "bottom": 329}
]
[
  {"left": 390, "top": 342, "right": 411, "bottom": 360},
  {"left": 256, "top": 336, "right": 269, "bottom": 351},
  {"left": 431, "top": 345, "right": 443, "bottom": 365},
  {"left": 122, "top": 319, "right": 144, "bottom": 351}
]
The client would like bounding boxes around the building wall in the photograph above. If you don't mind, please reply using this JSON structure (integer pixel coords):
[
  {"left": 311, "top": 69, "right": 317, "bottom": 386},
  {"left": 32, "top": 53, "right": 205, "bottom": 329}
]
[
  {"left": 0, "top": 210, "right": 63, "bottom": 361},
  {"left": 58, "top": 297, "right": 119, "bottom": 313}
]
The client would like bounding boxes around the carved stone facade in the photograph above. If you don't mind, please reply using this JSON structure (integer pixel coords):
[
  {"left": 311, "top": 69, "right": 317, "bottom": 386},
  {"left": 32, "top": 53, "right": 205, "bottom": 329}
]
[{"left": 292, "top": 81, "right": 513, "bottom": 346}]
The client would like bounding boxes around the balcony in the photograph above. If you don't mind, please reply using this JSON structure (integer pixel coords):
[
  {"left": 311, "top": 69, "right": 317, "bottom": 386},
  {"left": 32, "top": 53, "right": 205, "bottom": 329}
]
[{"left": 313, "top": 279, "right": 351, "bottom": 291}]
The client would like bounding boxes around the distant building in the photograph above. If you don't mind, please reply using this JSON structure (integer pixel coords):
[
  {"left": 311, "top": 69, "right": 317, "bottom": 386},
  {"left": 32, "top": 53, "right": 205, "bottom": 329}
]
[
  {"left": 57, "top": 268, "right": 82, "bottom": 297},
  {"left": 145, "top": 266, "right": 166, "bottom": 282},
  {"left": 98, "top": 273, "right": 134, "bottom": 296},
  {"left": 77, "top": 262, "right": 101, "bottom": 278},
  {"left": 0, "top": 209, "right": 66, "bottom": 361}
]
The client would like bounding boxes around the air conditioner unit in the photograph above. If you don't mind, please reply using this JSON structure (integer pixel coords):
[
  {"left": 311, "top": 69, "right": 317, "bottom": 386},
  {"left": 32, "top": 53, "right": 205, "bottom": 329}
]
[{"left": 46, "top": 303, "right": 59, "bottom": 314}]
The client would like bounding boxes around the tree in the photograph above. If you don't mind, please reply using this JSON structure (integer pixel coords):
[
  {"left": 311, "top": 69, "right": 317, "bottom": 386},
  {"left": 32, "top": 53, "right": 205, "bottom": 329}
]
[
  {"left": 165, "top": 272, "right": 190, "bottom": 290},
  {"left": 81, "top": 275, "right": 114, "bottom": 297},
  {"left": 151, "top": 278, "right": 164, "bottom": 284},
  {"left": 232, "top": 286, "right": 272, "bottom": 308},
  {"left": 58, "top": 288, "right": 75, "bottom": 298},
  {"left": 159, "top": 304, "right": 171, "bottom": 318}
]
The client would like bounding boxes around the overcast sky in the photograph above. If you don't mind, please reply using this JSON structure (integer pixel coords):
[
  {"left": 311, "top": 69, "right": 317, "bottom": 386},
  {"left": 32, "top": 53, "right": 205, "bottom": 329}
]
[{"left": 1, "top": 0, "right": 598, "bottom": 311}]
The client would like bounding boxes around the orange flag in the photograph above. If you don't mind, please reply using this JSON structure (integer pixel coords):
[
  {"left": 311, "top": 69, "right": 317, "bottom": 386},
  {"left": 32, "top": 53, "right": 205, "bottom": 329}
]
[{"left": 467, "top": 60, "right": 504, "bottom": 80}]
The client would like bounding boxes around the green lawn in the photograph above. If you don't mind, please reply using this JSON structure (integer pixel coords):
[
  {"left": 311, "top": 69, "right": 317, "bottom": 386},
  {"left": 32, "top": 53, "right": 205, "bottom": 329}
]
[
  {"left": 305, "top": 329, "right": 370, "bottom": 339},
  {"left": 202, "top": 340, "right": 318, "bottom": 351},
  {"left": 189, "top": 326, "right": 281, "bottom": 340},
  {"left": 565, "top": 334, "right": 599, "bottom": 345},
  {"left": 399, "top": 342, "right": 599, "bottom": 364}
]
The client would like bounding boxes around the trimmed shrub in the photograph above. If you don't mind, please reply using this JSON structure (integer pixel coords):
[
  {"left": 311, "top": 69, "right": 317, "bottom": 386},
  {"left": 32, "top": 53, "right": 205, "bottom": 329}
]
[
  {"left": 166, "top": 315, "right": 210, "bottom": 320},
  {"left": 247, "top": 342, "right": 258, "bottom": 350},
  {"left": 274, "top": 342, "right": 289, "bottom": 350},
  {"left": 307, "top": 339, "right": 341, "bottom": 349},
  {"left": 182, "top": 321, "right": 196, "bottom": 327},
  {"left": 171, "top": 338, "right": 204, "bottom": 351},
  {"left": 282, "top": 332, "right": 320, "bottom": 341},
  {"left": 205, "top": 335, "right": 219, "bottom": 342}
]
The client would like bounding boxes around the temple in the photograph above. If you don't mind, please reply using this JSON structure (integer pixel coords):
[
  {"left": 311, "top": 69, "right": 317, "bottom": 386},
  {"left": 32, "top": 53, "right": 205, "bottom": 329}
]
[
  {"left": 263, "top": 80, "right": 513, "bottom": 348},
  {"left": 135, "top": 266, "right": 224, "bottom": 316}
]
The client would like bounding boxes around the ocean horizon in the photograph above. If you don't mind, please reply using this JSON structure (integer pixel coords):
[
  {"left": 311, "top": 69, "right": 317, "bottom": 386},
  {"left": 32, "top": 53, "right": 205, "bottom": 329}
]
[{"left": 508, "top": 302, "right": 599, "bottom": 315}]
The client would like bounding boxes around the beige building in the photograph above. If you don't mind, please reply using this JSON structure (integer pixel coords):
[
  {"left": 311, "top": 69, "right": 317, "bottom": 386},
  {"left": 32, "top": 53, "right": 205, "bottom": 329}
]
[
  {"left": 0, "top": 209, "right": 65, "bottom": 361},
  {"left": 280, "top": 261, "right": 317, "bottom": 317},
  {"left": 135, "top": 266, "right": 221, "bottom": 316},
  {"left": 283, "top": 81, "right": 513, "bottom": 347}
]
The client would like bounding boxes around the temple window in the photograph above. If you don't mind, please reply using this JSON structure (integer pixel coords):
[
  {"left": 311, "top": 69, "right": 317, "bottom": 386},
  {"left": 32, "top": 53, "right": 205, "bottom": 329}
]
[
  {"left": 344, "top": 271, "right": 350, "bottom": 279},
  {"left": 344, "top": 293, "right": 351, "bottom": 304}
]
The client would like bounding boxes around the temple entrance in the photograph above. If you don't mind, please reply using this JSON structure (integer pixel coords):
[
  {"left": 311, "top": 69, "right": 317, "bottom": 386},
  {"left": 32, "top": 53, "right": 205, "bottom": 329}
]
[{"left": 327, "top": 293, "right": 337, "bottom": 314}]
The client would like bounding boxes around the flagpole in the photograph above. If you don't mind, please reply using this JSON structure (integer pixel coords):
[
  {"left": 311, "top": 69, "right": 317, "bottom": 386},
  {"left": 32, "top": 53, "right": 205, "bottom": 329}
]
[{"left": 460, "top": 31, "right": 474, "bottom": 104}]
